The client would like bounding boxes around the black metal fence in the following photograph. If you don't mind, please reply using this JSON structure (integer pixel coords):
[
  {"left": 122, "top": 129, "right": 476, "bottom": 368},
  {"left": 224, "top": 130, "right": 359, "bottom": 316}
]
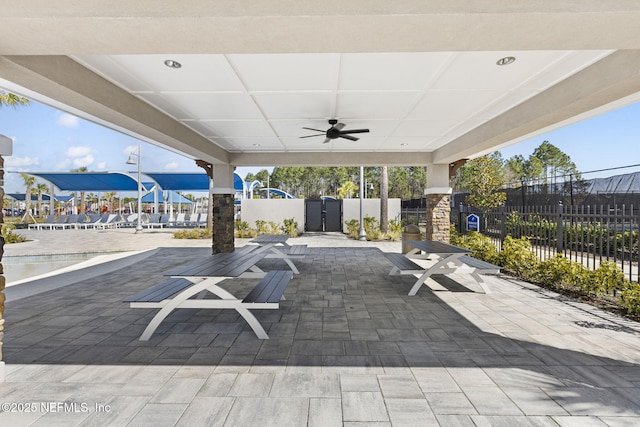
[{"left": 455, "top": 204, "right": 640, "bottom": 282}]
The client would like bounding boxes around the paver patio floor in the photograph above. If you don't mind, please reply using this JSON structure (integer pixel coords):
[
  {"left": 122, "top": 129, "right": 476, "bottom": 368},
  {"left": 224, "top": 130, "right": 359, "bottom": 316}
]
[{"left": 1, "top": 233, "right": 640, "bottom": 426}]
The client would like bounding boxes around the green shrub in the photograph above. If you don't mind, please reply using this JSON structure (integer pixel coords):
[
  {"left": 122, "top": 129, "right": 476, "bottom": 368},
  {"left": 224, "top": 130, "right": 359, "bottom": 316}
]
[
  {"left": 497, "top": 235, "right": 539, "bottom": 279},
  {"left": 577, "top": 261, "right": 627, "bottom": 296},
  {"left": 535, "top": 255, "right": 584, "bottom": 289},
  {"left": 1, "top": 223, "right": 27, "bottom": 243},
  {"left": 363, "top": 216, "right": 382, "bottom": 240},
  {"left": 255, "top": 220, "right": 269, "bottom": 235},
  {"left": 268, "top": 221, "right": 281, "bottom": 234},
  {"left": 234, "top": 220, "right": 257, "bottom": 238},
  {"left": 621, "top": 282, "right": 640, "bottom": 315},
  {"left": 384, "top": 218, "right": 404, "bottom": 241},
  {"left": 345, "top": 219, "right": 359, "bottom": 239},
  {"left": 453, "top": 231, "right": 499, "bottom": 264},
  {"left": 281, "top": 218, "right": 299, "bottom": 237},
  {"left": 173, "top": 228, "right": 212, "bottom": 239}
]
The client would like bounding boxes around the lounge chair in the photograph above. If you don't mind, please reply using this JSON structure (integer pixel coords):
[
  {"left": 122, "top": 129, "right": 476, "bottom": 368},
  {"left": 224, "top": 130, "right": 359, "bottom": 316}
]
[
  {"left": 29, "top": 214, "right": 55, "bottom": 230},
  {"left": 92, "top": 213, "right": 120, "bottom": 229},
  {"left": 40, "top": 215, "right": 70, "bottom": 230},
  {"left": 197, "top": 213, "right": 208, "bottom": 228},
  {"left": 168, "top": 213, "right": 186, "bottom": 227},
  {"left": 184, "top": 213, "right": 199, "bottom": 227},
  {"left": 147, "top": 213, "right": 170, "bottom": 229},
  {"left": 77, "top": 214, "right": 103, "bottom": 229},
  {"left": 56, "top": 214, "right": 87, "bottom": 230}
]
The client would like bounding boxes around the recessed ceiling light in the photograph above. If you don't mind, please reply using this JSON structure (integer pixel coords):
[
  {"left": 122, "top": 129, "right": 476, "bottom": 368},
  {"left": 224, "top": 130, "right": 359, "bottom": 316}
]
[
  {"left": 496, "top": 56, "right": 516, "bottom": 66},
  {"left": 164, "top": 59, "right": 182, "bottom": 69}
]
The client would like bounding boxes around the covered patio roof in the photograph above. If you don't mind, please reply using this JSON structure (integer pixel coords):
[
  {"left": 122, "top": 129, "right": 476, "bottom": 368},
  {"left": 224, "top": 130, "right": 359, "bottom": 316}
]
[{"left": 2, "top": 3, "right": 640, "bottom": 169}]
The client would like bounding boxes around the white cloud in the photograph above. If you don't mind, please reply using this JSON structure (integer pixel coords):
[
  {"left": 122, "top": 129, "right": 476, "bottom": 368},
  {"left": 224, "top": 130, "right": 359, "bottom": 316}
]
[
  {"left": 164, "top": 161, "right": 179, "bottom": 171},
  {"left": 54, "top": 159, "right": 72, "bottom": 171},
  {"left": 97, "top": 161, "right": 107, "bottom": 170},
  {"left": 56, "top": 113, "right": 80, "bottom": 128},
  {"left": 72, "top": 154, "right": 94, "bottom": 168},
  {"left": 5, "top": 156, "right": 40, "bottom": 167},
  {"left": 66, "top": 146, "right": 92, "bottom": 157}
]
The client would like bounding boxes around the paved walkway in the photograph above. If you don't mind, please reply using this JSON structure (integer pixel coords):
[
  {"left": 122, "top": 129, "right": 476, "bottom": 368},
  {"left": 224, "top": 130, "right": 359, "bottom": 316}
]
[{"left": 1, "top": 229, "right": 640, "bottom": 426}]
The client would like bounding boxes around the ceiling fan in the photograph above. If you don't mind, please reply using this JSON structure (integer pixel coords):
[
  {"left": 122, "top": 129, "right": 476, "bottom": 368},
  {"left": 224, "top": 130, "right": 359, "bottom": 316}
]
[{"left": 300, "top": 119, "right": 369, "bottom": 143}]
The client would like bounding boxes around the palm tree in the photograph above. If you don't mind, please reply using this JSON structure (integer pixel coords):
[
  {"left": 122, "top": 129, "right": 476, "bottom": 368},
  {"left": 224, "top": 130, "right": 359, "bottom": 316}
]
[
  {"left": 0, "top": 91, "right": 29, "bottom": 108},
  {"left": 104, "top": 192, "right": 116, "bottom": 213},
  {"left": 1, "top": 92, "right": 30, "bottom": 219},
  {"left": 20, "top": 173, "right": 36, "bottom": 222},
  {"left": 71, "top": 166, "right": 89, "bottom": 213},
  {"left": 35, "top": 182, "right": 49, "bottom": 218}
]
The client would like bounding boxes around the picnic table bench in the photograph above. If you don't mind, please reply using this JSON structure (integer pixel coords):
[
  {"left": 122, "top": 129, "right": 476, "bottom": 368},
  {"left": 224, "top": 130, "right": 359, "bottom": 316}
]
[
  {"left": 125, "top": 248, "right": 293, "bottom": 340},
  {"left": 250, "top": 234, "right": 307, "bottom": 274},
  {"left": 386, "top": 240, "right": 500, "bottom": 295}
]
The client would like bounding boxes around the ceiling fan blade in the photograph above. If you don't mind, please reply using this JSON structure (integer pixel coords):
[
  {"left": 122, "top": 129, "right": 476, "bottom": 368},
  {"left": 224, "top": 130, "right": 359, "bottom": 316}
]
[
  {"left": 334, "top": 123, "right": 345, "bottom": 131},
  {"left": 339, "top": 134, "right": 359, "bottom": 141},
  {"left": 322, "top": 138, "right": 331, "bottom": 144},
  {"left": 339, "top": 128, "right": 370, "bottom": 134},
  {"left": 299, "top": 133, "right": 325, "bottom": 138},
  {"left": 302, "top": 127, "right": 325, "bottom": 132}
]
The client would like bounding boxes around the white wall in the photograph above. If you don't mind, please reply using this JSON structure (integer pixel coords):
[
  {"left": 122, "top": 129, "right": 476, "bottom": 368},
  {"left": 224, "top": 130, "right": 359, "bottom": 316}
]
[
  {"left": 240, "top": 198, "right": 400, "bottom": 234},
  {"left": 342, "top": 199, "right": 401, "bottom": 233},
  {"left": 241, "top": 199, "right": 305, "bottom": 234}
]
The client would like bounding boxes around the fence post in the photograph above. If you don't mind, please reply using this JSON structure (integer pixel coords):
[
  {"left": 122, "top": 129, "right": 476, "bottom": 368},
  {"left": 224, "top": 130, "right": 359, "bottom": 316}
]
[
  {"left": 557, "top": 201, "right": 564, "bottom": 253},
  {"left": 500, "top": 211, "right": 506, "bottom": 243},
  {"left": 458, "top": 203, "right": 464, "bottom": 234}
]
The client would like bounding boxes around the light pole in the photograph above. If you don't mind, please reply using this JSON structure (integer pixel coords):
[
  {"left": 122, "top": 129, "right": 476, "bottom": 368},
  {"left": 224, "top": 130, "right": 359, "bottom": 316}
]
[
  {"left": 126, "top": 144, "right": 143, "bottom": 233},
  {"left": 358, "top": 166, "right": 367, "bottom": 241}
]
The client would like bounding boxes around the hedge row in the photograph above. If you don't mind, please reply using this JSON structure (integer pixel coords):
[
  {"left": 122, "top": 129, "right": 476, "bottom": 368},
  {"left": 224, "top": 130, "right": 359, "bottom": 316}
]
[{"left": 451, "top": 230, "right": 640, "bottom": 316}]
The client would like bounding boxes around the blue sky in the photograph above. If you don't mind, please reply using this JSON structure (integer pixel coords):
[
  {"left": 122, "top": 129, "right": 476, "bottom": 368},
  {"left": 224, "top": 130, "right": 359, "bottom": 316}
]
[{"left": 1, "top": 99, "right": 640, "bottom": 194}]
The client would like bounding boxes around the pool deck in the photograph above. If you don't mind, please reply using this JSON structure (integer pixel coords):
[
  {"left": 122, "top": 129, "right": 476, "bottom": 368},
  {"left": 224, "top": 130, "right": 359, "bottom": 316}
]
[{"left": 1, "top": 228, "right": 640, "bottom": 426}]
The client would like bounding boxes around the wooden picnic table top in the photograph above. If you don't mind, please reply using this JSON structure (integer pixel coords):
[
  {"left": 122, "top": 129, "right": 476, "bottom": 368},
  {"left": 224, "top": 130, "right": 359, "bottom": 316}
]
[
  {"left": 164, "top": 251, "right": 267, "bottom": 278},
  {"left": 250, "top": 234, "right": 290, "bottom": 244},
  {"left": 404, "top": 240, "right": 471, "bottom": 255}
]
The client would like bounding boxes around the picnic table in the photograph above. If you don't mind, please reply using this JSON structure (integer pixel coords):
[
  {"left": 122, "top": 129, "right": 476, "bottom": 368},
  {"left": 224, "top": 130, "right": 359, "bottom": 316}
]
[
  {"left": 125, "top": 247, "right": 293, "bottom": 340},
  {"left": 385, "top": 240, "right": 499, "bottom": 295},
  {"left": 249, "top": 234, "right": 307, "bottom": 274}
]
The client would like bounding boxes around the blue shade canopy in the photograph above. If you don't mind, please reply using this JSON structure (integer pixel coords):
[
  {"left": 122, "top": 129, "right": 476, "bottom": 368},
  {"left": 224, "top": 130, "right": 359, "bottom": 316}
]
[
  {"left": 8, "top": 193, "right": 52, "bottom": 201},
  {"left": 145, "top": 172, "right": 244, "bottom": 191},
  {"left": 29, "top": 172, "right": 142, "bottom": 191},
  {"left": 7, "top": 193, "right": 73, "bottom": 202},
  {"left": 144, "top": 173, "right": 209, "bottom": 191},
  {"left": 141, "top": 191, "right": 193, "bottom": 204}
]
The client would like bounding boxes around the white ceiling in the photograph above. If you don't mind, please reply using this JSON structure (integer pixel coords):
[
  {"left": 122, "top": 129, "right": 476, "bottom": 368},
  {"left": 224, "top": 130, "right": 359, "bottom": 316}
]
[
  {"left": 72, "top": 50, "right": 612, "bottom": 154},
  {"left": 3, "top": 3, "right": 640, "bottom": 167}
]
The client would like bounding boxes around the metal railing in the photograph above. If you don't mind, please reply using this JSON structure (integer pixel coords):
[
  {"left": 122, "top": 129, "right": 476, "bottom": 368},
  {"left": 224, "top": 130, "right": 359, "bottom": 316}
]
[{"left": 455, "top": 204, "right": 639, "bottom": 283}]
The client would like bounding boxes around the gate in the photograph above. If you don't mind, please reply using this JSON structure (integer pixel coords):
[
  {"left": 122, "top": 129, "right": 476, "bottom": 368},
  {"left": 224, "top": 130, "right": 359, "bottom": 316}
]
[{"left": 305, "top": 199, "right": 342, "bottom": 232}]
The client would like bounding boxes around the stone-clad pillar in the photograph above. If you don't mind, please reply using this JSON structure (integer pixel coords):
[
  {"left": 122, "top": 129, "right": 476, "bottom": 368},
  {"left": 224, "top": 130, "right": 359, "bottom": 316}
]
[
  {"left": 211, "top": 164, "right": 235, "bottom": 254},
  {"left": 212, "top": 193, "right": 235, "bottom": 254},
  {"left": 425, "top": 193, "right": 451, "bottom": 242},
  {"left": 425, "top": 164, "right": 452, "bottom": 243},
  {"left": 196, "top": 161, "right": 236, "bottom": 254}
]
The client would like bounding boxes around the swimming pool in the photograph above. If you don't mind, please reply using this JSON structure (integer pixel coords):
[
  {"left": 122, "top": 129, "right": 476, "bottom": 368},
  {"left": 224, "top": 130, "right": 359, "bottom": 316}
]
[{"left": 2, "top": 252, "right": 112, "bottom": 283}]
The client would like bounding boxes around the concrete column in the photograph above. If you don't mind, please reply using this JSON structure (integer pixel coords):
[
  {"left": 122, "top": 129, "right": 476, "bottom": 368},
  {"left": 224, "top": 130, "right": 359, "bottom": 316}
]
[
  {"left": 212, "top": 164, "right": 235, "bottom": 254},
  {"left": 425, "top": 164, "right": 452, "bottom": 243}
]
